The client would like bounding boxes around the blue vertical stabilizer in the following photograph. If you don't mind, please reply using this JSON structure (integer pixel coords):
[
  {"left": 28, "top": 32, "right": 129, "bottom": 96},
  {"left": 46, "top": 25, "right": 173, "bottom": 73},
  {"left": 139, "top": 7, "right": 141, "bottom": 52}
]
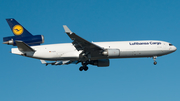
[{"left": 6, "top": 18, "right": 33, "bottom": 37}]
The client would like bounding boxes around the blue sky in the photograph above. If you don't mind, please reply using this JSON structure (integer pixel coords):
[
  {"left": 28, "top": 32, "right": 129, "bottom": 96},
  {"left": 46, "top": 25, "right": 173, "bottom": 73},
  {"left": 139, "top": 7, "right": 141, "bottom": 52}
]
[{"left": 0, "top": 0, "right": 180, "bottom": 101}]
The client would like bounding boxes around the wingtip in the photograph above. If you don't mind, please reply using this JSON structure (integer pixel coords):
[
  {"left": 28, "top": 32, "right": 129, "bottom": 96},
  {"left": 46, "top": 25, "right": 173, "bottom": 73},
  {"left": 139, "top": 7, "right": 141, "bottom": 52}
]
[
  {"left": 63, "top": 25, "right": 72, "bottom": 34},
  {"left": 40, "top": 60, "right": 47, "bottom": 64}
]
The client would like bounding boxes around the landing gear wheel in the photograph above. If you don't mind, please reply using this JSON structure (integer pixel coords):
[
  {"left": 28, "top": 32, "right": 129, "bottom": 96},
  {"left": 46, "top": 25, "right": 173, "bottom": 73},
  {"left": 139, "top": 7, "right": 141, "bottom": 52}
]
[
  {"left": 84, "top": 66, "right": 88, "bottom": 71},
  {"left": 79, "top": 67, "right": 83, "bottom": 71},
  {"left": 154, "top": 61, "right": 157, "bottom": 65}
]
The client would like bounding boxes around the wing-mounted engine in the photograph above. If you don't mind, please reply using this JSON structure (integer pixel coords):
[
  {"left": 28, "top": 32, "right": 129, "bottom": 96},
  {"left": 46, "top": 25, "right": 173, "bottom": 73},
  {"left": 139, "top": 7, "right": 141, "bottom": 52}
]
[
  {"left": 102, "top": 49, "right": 120, "bottom": 57},
  {"left": 90, "top": 59, "right": 110, "bottom": 67},
  {"left": 3, "top": 35, "right": 44, "bottom": 46}
]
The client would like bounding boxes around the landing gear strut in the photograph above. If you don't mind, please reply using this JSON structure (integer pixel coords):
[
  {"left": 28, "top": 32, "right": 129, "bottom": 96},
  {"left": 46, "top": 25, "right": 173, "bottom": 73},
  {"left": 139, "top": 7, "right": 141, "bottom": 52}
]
[{"left": 153, "top": 56, "right": 157, "bottom": 65}]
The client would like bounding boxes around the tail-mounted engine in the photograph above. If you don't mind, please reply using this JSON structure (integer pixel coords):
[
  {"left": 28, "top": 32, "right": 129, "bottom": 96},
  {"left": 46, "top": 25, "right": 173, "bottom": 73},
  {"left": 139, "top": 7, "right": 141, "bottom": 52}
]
[{"left": 3, "top": 35, "right": 44, "bottom": 46}]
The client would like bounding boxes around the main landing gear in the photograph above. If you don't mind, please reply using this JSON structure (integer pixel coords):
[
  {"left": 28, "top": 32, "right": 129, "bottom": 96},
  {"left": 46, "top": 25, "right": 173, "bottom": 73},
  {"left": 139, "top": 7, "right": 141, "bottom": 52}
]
[
  {"left": 79, "top": 62, "right": 89, "bottom": 71},
  {"left": 79, "top": 65, "right": 88, "bottom": 71},
  {"left": 153, "top": 56, "right": 157, "bottom": 65}
]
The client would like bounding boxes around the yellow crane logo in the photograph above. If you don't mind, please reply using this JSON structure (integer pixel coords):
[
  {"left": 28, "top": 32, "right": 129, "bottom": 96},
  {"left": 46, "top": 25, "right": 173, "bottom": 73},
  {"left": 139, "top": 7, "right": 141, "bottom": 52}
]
[{"left": 13, "top": 25, "right": 24, "bottom": 35}]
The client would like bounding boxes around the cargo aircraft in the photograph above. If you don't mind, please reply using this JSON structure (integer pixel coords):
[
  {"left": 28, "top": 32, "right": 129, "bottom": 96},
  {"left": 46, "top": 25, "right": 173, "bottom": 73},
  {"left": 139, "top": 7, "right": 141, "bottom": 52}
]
[{"left": 3, "top": 19, "right": 177, "bottom": 71}]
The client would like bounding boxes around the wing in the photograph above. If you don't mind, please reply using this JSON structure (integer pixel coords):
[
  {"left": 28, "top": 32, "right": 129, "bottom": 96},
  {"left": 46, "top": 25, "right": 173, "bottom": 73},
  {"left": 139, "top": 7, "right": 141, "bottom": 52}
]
[
  {"left": 40, "top": 60, "right": 79, "bottom": 66},
  {"left": 63, "top": 25, "right": 104, "bottom": 51},
  {"left": 63, "top": 25, "right": 105, "bottom": 61}
]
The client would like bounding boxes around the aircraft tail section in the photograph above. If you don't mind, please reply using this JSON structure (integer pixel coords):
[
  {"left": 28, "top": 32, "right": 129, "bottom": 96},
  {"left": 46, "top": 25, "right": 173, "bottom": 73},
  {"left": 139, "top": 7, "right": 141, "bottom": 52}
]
[{"left": 3, "top": 18, "right": 44, "bottom": 46}]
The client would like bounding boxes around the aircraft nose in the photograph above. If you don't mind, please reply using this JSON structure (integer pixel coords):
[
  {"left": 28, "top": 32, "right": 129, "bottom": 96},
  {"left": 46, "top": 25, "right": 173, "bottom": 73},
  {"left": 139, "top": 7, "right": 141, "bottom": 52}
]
[
  {"left": 174, "top": 46, "right": 177, "bottom": 51},
  {"left": 172, "top": 46, "right": 177, "bottom": 52}
]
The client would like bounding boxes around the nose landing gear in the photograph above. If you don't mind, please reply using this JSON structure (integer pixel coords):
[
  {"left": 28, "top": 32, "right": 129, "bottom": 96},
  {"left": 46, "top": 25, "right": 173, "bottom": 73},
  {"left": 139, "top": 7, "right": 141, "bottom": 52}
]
[
  {"left": 154, "top": 61, "right": 157, "bottom": 65},
  {"left": 153, "top": 56, "right": 157, "bottom": 65}
]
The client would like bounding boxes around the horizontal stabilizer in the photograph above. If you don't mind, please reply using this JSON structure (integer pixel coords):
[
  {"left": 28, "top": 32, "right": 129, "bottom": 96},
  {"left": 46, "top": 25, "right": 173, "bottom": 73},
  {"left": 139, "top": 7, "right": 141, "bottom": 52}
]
[{"left": 15, "top": 41, "right": 35, "bottom": 52}]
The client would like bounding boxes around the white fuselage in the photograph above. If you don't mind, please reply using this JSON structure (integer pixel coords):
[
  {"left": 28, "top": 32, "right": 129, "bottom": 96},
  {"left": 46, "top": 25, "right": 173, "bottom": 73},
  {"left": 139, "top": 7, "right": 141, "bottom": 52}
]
[{"left": 11, "top": 40, "right": 177, "bottom": 61}]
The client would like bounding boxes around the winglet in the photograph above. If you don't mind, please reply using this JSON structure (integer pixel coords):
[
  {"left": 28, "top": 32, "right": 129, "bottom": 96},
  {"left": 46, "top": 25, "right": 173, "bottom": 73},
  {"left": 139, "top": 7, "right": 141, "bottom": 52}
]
[
  {"left": 15, "top": 41, "right": 35, "bottom": 52},
  {"left": 63, "top": 25, "right": 72, "bottom": 34}
]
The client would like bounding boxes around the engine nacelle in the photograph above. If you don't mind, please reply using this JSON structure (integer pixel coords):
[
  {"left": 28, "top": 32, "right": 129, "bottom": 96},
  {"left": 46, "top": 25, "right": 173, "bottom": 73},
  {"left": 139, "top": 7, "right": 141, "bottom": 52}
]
[
  {"left": 102, "top": 49, "right": 120, "bottom": 57},
  {"left": 3, "top": 35, "right": 44, "bottom": 46},
  {"left": 91, "top": 59, "right": 109, "bottom": 67}
]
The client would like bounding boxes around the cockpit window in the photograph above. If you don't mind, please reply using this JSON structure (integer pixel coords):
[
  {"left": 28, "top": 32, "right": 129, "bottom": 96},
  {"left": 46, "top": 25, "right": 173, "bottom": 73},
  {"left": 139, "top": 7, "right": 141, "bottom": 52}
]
[{"left": 169, "top": 44, "right": 173, "bottom": 46}]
